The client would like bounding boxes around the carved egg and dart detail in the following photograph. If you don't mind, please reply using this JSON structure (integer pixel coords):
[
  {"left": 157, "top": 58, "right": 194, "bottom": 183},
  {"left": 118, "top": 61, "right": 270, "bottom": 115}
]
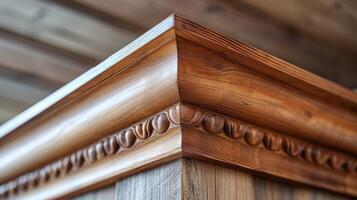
[{"left": 0, "top": 103, "right": 356, "bottom": 198}]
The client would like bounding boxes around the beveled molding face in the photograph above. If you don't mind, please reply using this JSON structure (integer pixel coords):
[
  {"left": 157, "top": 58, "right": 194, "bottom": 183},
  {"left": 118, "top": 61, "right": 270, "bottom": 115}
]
[{"left": 1, "top": 103, "right": 356, "bottom": 198}]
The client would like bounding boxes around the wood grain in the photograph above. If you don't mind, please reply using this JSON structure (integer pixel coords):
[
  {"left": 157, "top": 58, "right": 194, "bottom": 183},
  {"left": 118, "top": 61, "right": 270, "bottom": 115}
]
[
  {"left": 177, "top": 37, "right": 357, "bottom": 154},
  {"left": 183, "top": 158, "right": 353, "bottom": 200},
  {"left": 115, "top": 160, "right": 181, "bottom": 200},
  {"left": 174, "top": 18, "right": 357, "bottom": 109},
  {"left": 114, "top": 158, "right": 353, "bottom": 200}
]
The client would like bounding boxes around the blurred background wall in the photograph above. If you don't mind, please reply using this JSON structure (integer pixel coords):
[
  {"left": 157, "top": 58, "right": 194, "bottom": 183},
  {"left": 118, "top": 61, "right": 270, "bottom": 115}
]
[{"left": 0, "top": 0, "right": 356, "bottom": 125}]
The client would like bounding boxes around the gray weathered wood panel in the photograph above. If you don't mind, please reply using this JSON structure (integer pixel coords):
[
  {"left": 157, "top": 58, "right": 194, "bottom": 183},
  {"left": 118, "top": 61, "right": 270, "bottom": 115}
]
[
  {"left": 71, "top": 184, "right": 115, "bottom": 200},
  {"left": 115, "top": 160, "right": 182, "bottom": 200}
]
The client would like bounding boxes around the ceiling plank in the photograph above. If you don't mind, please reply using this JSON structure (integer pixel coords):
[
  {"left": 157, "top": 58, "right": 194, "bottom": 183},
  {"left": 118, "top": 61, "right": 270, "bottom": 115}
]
[
  {"left": 0, "top": 96, "right": 29, "bottom": 124},
  {"left": 0, "top": 30, "right": 90, "bottom": 85},
  {"left": 0, "top": 0, "right": 139, "bottom": 60},
  {"left": 0, "top": 75, "right": 50, "bottom": 106},
  {"left": 236, "top": 0, "right": 357, "bottom": 56},
  {"left": 69, "top": 0, "right": 357, "bottom": 88}
]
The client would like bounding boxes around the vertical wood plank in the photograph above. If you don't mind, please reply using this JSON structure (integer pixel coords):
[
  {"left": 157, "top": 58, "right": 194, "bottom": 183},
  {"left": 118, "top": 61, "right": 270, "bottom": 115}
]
[
  {"left": 112, "top": 158, "right": 353, "bottom": 200},
  {"left": 182, "top": 159, "right": 255, "bottom": 200},
  {"left": 215, "top": 165, "right": 255, "bottom": 200},
  {"left": 71, "top": 184, "right": 115, "bottom": 200},
  {"left": 115, "top": 160, "right": 182, "bottom": 200},
  {"left": 182, "top": 159, "right": 216, "bottom": 200},
  {"left": 294, "top": 187, "right": 352, "bottom": 200},
  {"left": 253, "top": 176, "right": 295, "bottom": 200}
]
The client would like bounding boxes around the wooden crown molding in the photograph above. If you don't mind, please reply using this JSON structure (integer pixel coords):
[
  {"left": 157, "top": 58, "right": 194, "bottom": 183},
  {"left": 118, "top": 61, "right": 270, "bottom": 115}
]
[
  {"left": 0, "top": 104, "right": 183, "bottom": 199},
  {"left": 0, "top": 103, "right": 356, "bottom": 199},
  {"left": 0, "top": 15, "right": 356, "bottom": 199}
]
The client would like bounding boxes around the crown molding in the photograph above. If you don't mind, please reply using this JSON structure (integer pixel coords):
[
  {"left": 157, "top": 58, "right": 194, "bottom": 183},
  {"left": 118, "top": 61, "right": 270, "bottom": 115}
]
[
  {"left": 0, "top": 15, "right": 356, "bottom": 199},
  {"left": 179, "top": 104, "right": 357, "bottom": 196},
  {"left": 1, "top": 104, "right": 356, "bottom": 199},
  {"left": 0, "top": 104, "right": 183, "bottom": 199}
]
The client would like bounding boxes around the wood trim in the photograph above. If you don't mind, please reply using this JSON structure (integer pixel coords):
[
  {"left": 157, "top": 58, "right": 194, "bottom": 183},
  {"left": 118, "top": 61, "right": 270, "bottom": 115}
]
[
  {"left": 173, "top": 16, "right": 357, "bottom": 108},
  {"left": 0, "top": 104, "right": 183, "bottom": 199},
  {"left": 179, "top": 104, "right": 357, "bottom": 196},
  {"left": 0, "top": 15, "right": 356, "bottom": 199},
  {"left": 1, "top": 103, "right": 356, "bottom": 199},
  {"left": 177, "top": 37, "right": 357, "bottom": 155},
  {"left": 0, "top": 35, "right": 179, "bottom": 183}
]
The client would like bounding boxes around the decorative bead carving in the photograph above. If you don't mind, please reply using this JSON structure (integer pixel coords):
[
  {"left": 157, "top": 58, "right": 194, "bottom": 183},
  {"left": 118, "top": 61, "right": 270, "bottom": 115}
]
[
  {"left": 202, "top": 113, "right": 224, "bottom": 134},
  {"left": 312, "top": 148, "right": 330, "bottom": 165},
  {"left": 331, "top": 154, "right": 345, "bottom": 170},
  {"left": 103, "top": 136, "right": 119, "bottom": 155},
  {"left": 223, "top": 119, "right": 246, "bottom": 139},
  {"left": 244, "top": 127, "right": 264, "bottom": 145},
  {"left": 177, "top": 104, "right": 356, "bottom": 174},
  {"left": 263, "top": 133, "right": 282, "bottom": 151},
  {"left": 117, "top": 129, "right": 136, "bottom": 148},
  {"left": 283, "top": 139, "right": 305, "bottom": 157},
  {"left": 302, "top": 145, "right": 314, "bottom": 162},
  {"left": 1, "top": 103, "right": 356, "bottom": 199},
  {"left": 134, "top": 119, "right": 153, "bottom": 139},
  {"left": 179, "top": 105, "right": 203, "bottom": 126},
  {"left": 152, "top": 113, "right": 170, "bottom": 133},
  {"left": 168, "top": 104, "right": 180, "bottom": 125},
  {"left": 85, "top": 146, "right": 97, "bottom": 163},
  {"left": 70, "top": 151, "right": 84, "bottom": 169},
  {"left": 0, "top": 104, "right": 180, "bottom": 199}
]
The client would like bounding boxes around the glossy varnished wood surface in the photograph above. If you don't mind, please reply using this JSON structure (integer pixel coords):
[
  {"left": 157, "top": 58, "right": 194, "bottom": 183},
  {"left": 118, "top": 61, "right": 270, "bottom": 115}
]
[
  {"left": 0, "top": 37, "right": 179, "bottom": 183},
  {"left": 173, "top": 16, "right": 357, "bottom": 109},
  {"left": 177, "top": 37, "right": 357, "bottom": 154}
]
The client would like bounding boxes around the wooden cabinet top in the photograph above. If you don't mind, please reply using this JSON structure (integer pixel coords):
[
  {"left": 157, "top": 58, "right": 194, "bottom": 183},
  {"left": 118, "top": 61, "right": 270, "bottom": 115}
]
[{"left": 0, "top": 15, "right": 356, "bottom": 199}]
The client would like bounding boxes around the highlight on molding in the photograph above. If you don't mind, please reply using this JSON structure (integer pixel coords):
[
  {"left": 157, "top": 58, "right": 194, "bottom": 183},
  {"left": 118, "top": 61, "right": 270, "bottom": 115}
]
[{"left": 0, "top": 103, "right": 356, "bottom": 198}]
